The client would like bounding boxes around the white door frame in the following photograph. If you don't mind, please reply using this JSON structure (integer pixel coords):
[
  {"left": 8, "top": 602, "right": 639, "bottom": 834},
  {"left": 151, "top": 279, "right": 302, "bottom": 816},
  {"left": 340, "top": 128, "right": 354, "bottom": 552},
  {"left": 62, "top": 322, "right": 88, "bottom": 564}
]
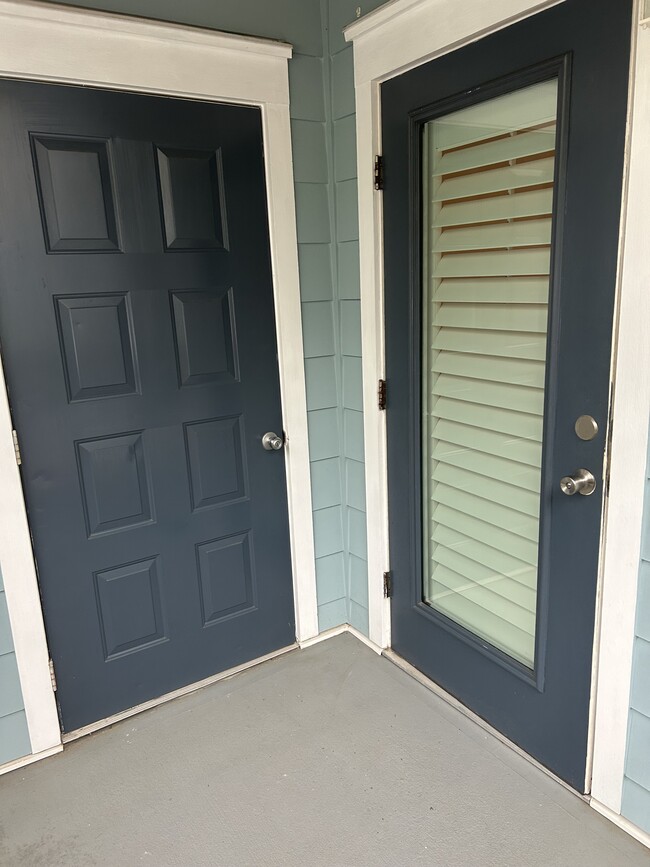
[
  {"left": 0, "top": 0, "right": 319, "bottom": 763},
  {"left": 345, "top": 0, "right": 645, "bottom": 816}
]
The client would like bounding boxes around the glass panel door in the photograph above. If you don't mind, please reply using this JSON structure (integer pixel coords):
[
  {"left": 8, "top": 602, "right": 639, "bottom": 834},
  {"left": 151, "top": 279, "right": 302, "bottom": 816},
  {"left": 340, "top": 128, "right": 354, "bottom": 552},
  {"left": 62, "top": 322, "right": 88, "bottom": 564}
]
[{"left": 421, "top": 79, "right": 559, "bottom": 668}]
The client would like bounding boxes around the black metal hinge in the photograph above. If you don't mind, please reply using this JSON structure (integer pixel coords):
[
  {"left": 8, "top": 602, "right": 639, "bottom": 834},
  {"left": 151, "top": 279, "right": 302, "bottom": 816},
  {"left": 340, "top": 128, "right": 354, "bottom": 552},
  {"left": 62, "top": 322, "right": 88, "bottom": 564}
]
[
  {"left": 383, "top": 571, "right": 393, "bottom": 599},
  {"left": 374, "top": 154, "right": 384, "bottom": 191},
  {"left": 378, "top": 378, "right": 387, "bottom": 411}
]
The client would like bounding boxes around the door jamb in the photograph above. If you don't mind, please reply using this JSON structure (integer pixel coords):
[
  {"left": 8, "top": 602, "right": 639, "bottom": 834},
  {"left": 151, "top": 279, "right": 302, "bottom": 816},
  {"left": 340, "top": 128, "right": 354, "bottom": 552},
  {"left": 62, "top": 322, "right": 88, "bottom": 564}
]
[
  {"left": 345, "top": 0, "right": 642, "bottom": 807},
  {"left": 0, "top": 0, "right": 319, "bottom": 762}
]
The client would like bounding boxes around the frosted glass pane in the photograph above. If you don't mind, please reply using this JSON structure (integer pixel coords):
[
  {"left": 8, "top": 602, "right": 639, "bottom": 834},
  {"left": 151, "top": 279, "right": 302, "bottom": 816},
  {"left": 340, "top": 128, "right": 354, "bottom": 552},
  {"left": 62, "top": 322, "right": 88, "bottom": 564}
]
[{"left": 422, "top": 78, "right": 559, "bottom": 668}]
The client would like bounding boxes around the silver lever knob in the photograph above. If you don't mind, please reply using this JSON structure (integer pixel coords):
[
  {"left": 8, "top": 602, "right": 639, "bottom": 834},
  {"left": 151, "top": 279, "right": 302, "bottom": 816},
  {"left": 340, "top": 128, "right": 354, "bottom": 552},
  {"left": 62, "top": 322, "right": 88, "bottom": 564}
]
[
  {"left": 560, "top": 468, "right": 596, "bottom": 497},
  {"left": 262, "top": 431, "right": 283, "bottom": 451}
]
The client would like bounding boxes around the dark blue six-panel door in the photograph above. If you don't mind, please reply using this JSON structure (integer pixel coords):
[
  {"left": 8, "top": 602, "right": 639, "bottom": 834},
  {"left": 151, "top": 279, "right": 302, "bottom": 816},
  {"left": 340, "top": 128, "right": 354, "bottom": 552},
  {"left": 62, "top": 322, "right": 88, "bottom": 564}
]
[
  {"left": 0, "top": 82, "right": 295, "bottom": 731},
  {"left": 382, "top": 0, "right": 632, "bottom": 790}
]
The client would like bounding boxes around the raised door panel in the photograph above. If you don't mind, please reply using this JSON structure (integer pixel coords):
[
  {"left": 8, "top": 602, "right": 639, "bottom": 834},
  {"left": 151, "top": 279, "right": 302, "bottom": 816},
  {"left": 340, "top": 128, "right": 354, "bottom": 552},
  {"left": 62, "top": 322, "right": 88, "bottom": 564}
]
[
  {"left": 156, "top": 147, "right": 227, "bottom": 251},
  {"left": 32, "top": 135, "right": 120, "bottom": 253},
  {"left": 170, "top": 289, "right": 239, "bottom": 386},
  {"left": 55, "top": 293, "right": 139, "bottom": 402}
]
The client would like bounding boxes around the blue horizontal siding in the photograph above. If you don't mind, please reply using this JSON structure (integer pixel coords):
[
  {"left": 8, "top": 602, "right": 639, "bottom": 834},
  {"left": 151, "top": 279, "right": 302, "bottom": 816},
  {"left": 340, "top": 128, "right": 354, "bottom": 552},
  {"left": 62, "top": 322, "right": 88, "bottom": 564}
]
[
  {"left": 0, "top": 570, "right": 31, "bottom": 766},
  {"left": 622, "top": 450, "right": 650, "bottom": 834}
]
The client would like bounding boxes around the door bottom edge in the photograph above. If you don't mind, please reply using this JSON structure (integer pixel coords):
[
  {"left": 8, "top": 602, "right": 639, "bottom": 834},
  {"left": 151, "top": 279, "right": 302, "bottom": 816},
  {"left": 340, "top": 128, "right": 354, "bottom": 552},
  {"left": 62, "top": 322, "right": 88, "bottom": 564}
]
[
  {"left": 62, "top": 642, "right": 299, "bottom": 744},
  {"left": 382, "top": 648, "right": 589, "bottom": 799}
]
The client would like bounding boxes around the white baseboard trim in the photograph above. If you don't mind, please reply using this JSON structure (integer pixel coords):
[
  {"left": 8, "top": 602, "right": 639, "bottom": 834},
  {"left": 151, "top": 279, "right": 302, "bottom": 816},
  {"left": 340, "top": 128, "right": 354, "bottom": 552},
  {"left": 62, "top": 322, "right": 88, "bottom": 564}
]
[
  {"left": 0, "top": 743, "right": 63, "bottom": 777},
  {"left": 63, "top": 643, "right": 298, "bottom": 743},
  {"left": 299, "top": 624, "right": 349, "bottom": 647},
  {"left": 590, "top": 798, "right": 650, "bottom": 850},
  {"left": 298, "top": 622, "right": 383, "bottom": 654}
]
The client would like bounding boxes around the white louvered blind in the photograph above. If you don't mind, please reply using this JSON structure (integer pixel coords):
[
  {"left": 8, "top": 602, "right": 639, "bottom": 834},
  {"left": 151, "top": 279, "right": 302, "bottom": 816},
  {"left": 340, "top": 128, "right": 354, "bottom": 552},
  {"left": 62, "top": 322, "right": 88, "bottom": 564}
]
[{"left": 422, "top": 79, "right": 558, "bottom": 668}]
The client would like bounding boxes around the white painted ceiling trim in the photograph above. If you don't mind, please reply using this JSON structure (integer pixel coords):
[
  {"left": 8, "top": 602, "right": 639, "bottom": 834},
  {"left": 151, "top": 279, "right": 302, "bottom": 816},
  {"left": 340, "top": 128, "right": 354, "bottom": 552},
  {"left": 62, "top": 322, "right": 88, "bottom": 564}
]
[
  {"left": 0, "top": 0, "right": 318, "bottom": 767},
  {"left": 345, "top": 0, "right": 564, "bottom": 84}
]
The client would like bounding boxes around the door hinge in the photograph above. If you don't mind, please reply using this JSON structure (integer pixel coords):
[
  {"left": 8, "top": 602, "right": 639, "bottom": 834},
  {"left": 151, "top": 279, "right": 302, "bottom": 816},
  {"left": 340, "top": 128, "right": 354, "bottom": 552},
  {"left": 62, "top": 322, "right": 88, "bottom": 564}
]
[
  {"left": 378, "top": 379, "right": 387, "bottom": 411},
  {"left": 48, "top": 659, "right": 57, "bottom": 692},
  {"left": 12, "top": 429, "right": 21, "bottom": 466},
  {"left": 383, "top": 571, "right": 393, "bottom": 599},
  {"left": 374, "top": 154, "right": 384, "bottom": 191}
]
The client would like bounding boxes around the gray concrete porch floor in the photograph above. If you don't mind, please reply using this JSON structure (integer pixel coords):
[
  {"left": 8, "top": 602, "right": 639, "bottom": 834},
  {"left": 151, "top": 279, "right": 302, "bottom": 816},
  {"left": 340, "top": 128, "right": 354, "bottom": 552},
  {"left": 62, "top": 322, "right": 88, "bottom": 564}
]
[{"left": 0, "top": 634, "right": 648, "bottom": 866}]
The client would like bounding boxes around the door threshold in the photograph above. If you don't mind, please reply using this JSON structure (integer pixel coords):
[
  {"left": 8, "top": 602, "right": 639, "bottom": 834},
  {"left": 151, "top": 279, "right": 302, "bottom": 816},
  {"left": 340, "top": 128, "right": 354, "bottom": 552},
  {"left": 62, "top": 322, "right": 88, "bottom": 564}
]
[
  {"left": 383, "top": 648, "right": 589, "bottom": 801},
  {"left": 62, "top": 643, "right": 298, "bottom": 743}
]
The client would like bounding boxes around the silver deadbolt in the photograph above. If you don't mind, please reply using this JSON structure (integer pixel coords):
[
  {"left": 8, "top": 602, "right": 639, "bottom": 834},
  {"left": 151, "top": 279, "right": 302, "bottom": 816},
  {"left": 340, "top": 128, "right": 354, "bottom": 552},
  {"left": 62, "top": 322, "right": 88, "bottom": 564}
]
[
  {"left": 574, "top": 415, "right": 599, "bottom": 441},
  {"left": 560, "top": 468, "right": 597, "bottom": 497},
  {"left": 262, "top": 431, "right": 284, "bottom": 451}
]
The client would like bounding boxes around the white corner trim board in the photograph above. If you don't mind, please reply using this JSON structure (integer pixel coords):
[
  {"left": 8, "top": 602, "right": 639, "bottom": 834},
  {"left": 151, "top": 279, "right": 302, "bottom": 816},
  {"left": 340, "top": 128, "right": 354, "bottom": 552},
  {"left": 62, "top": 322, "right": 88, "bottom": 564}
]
[
  {"left": 345, "top": 0, "right": 645, "bottom": 838},
  {"left": 0, "top": 0, "right": 319, "bottom": 767},
  {"left": 343, "top": 0, "right": 567, "bottom": 652},
  {"left": 590, "top": 16, "right": 650, "bottom": 815}
]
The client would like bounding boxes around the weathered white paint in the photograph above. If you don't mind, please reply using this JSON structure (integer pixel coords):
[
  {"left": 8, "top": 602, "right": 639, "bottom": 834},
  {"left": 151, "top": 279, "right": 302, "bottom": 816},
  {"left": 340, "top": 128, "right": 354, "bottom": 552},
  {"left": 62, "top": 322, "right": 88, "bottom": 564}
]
[
  {"left": 344, "top": 0, "right": 566, "bottom": 651},
  {"left": 590, "top": 11, "right": 650, "bottom": 816},
  {"left": 299, "top": 623, "right": 383, "bottom": 654},
  {"left": 591, "top": 799, "right": 650, "bottom": 851},
  {"left": 0, "top": 744, "right": 63, "bottom": 779},
  {"left": 0, "top": 0, "right": 319, "bottom": 766}
]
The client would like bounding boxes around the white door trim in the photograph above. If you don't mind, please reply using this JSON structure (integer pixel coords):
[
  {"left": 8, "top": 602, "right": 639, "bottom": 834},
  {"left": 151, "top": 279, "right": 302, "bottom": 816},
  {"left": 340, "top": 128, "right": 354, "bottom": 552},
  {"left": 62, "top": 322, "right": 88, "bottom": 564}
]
[
  {"left": 344, "top": 0, "right": 567, "bottom": 651},
  {"left": 0, "top": 0, "right": 319, "bottom": 762},
  {"left": 590, "top": 8, "right": 649, "bottom": 815},
  {"left": 345, "top": 0, "right": 642, "bottom": 815}
]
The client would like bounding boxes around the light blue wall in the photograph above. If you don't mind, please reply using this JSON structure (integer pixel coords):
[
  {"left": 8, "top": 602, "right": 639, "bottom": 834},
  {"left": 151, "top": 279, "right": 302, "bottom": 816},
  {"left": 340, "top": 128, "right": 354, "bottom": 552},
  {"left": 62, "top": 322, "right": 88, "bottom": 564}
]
[
  {"left": 321, "top": 1, "right": 367, "bottom": 634},
  {"left": 0, "top": 568, "right": 31, "bottom": 765},
  {"left": 621, "top": 442, "right": 650, "bottom": 834}
]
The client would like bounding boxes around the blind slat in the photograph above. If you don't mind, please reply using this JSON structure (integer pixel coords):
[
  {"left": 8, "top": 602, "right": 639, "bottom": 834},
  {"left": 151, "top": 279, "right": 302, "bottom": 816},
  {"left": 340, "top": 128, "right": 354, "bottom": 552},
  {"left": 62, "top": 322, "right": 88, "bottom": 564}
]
[
  {"left": 433, "top": 157, "right": 555, "bottom": 202},
  {"left": 434, "top": 502, "right": 538, "bottom": 566},
  {"left": 434, "top": 188, "right": 553, "bottom": 228},
  {"left": 432, "top": 442, "right": 540, "bottom": 492},
  {"left": 433, "top": 374, "right": 544, "bottom": 414},
  {"left": 434, "top": 128, "right": 556, "bottom": 176},
  {"left": 431, "top": 558, "right": 536, "bottom": 624},
  {"left": 435, "top": 218, "right": 552, "bottom": 252},
  {"left": 435, "top": 302, "right": 548, "bottom": 332},
  {"left": 432, "top": 396, "right": 543, "bottom": 439},
  {"left": 432, "top": 327, "right": 547, "bottom": 360},
  {"left": 432, "top": 350, "right": 546, "bottom": 389},
  {"left": 435, "top": 249, "right": 551, "bottom": 279},
  {"left": 432, "top": 523, "right": 537, "bottom": 590},
  {"left": 435, "top": 277, "right": 550, "bottom": 304},
  {"left": 433, "top": 419, "right": 542, "bottom": 468},
  {"left": 433, "top": 461, "right": 540, "bottom": 518},
  {"left": 433, "top": 482, "right": 540, "bottom": 542}
]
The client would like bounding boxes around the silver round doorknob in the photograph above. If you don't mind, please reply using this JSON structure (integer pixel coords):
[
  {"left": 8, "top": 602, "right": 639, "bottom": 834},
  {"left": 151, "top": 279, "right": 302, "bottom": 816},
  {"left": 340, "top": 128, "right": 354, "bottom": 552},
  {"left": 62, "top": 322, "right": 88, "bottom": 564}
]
[
  {"left": 560, "top": 468, "right": 596, "bottom": 497},
  {"left": 262, "top": 431, "right": 284, "bottom": 451}
]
